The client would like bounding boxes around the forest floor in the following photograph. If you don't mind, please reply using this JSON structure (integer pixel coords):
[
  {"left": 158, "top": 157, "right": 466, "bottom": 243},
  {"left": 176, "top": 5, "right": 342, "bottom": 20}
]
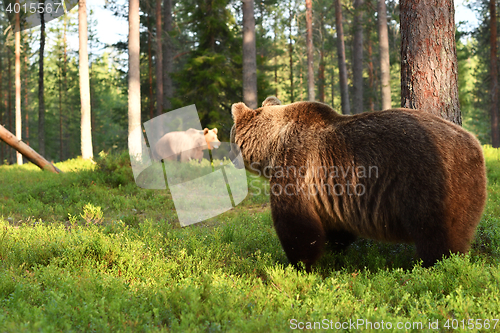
[{"left": 0, "top": 148, "right": 499, "bottom": 332}]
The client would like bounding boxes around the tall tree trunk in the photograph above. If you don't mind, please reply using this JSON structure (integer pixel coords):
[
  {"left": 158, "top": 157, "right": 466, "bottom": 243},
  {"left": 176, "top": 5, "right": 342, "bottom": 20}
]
[
  {"left": 148, "top": 18, "right": 154, "bottom": 119},
  {"left": 289, "top": 5, "right": 294, "bottom": 103},
  {"left": 400, "top": 0, "right": 461, "bottom": 124},
  {"left": 305, "top": 0, "right": 315, "bottom": 101},
  {"left": 331, "top": 65, "right": 335, "bottom": 108},
  {"left": 155, "top": 0, "right": 164, "bottom": 115},
  {"left": 352, "top": 0, "right": 364, "bottom": 114},
  {"left": 129, "top": 0, "right": 142, "bottom": 158},
  {"left": 63, "top": 16, "right": 69, "bottom": 159},
  {"left": 378, "top": 0, "right": 392, "bottom": 110},
  {"left": 335, "top": 0, "right": 350, "bottom": 114},
  {"left": 8, "top": 47, "right": 13, "bottom": 163},
  {"left": 242, "top": 0, "right": 258, "bottom": 108},
  {"left": 24, "top": 53, "right": 29, "bottom": 147},
  {"left": 318, "top": 49, "right": 325, "bottom": 103},
  {"left": 367, "top": 36, "right": 375, "bottom": 112},
  {"left": 38, "top": 9, "right": 45, "bottom": 157},
  {"left": 490, "top": 0, "right": 500, "bottom": 148},
  {"left": 79, "top": 0, "right": 93, "bottom": 159},
  {"left": 162, "top": 0, "right": 173, "bottom": 110},
  {"left": 15, "top": 4, "right": 22, "bottom": 165}
]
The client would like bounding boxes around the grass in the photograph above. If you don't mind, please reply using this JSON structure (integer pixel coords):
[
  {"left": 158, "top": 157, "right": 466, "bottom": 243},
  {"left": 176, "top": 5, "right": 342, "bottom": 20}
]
[{"left": 0, "top": 148, "right": 499, "bottom": 332}]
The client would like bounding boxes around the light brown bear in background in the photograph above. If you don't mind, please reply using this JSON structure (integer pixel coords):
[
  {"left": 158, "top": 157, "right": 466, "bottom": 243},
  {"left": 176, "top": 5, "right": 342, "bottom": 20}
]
[
  {"left": 154, "top": 128, "right": 220, "bottom": 162},
  {"left": 230, "top": 96, "right": 487, "bottom": 272}
]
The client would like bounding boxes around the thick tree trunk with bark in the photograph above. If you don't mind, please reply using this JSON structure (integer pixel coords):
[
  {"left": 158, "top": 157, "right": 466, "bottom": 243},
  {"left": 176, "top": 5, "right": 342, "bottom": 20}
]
[
  {"left": 378, "top": 0, "right": 392, "bottom": 110},
  {"left": 155, "top": 0, "right": 163, "bottom": 116},
  {"left": 8, "top": 46, "right": 13, "bottom": 163},
  {"left": 162, "top": 0, "right": 173, "bottom": 110},
  {"left": 129, "top": 0, "right": 142, "bottom": 158},
  {"left": 335, "top": 0, "right": 350, "bottom": 114},
  {"left": 79, "top": 0, "right": 93, "bottom": 159},
  {"left": 305, "top": 0, "right": 315, "bottom": 101},
  {"left": 400, "top": 0, "right": 461, "bottom": 124},
  {"left": 490, "top": 0, "right": 499, "bottom": 148},
  {"left": 352, "top": 0, "right": 364, "bottom": 114},
  {"left": 15, "top": 5, "right": 22, "bottom": 165},
  {"left": 0, "top": 125, "right": 61, "bottom": 173},
  {"left": 0, "top": 50, "right": 3, "bottom": 163},
  {"left": 38, "top": 8, "right": 45, "bottom": 157},
  {"left": 242, "top": 0, "right": 258, "bottom": 109}
]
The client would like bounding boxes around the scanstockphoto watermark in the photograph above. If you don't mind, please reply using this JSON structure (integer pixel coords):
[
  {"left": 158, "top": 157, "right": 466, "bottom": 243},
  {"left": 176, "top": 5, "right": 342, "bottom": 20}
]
[
  {"left": 248, "top": 162, "right": 379, "bottom": 198},
  {"left": 289, "top": 318, "right": 439, "bottom": 330}
]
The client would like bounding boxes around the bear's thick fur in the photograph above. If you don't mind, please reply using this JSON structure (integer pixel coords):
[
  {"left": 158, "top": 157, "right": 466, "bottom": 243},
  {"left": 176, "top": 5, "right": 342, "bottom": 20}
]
[
  {"left": 154, "top": 128, "right": 220, "bottom": 162},
  {"left": 230, "top": 97, "right": 487, "bottom": 271}
]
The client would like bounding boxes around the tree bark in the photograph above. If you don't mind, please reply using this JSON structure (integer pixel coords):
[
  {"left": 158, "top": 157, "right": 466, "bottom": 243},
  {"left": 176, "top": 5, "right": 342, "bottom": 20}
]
[
  {"left": 352, "top": 0, "right": 364, "bottom": 114},
  {"left": 79, "top": 0, "right": 93, "bottom": 159},
  {"left": 162, "top": 0, "right": 173, "bottom": 110},
  {"left": 155, "top": 0, "right": 164, "bottom": 116},
  {"left": 335, "top": 0, "right": 350, "bottom": 114},
  {"left": 400, "top": 0, "right": 461, "bottom": 124},
  {"left": 367, "top": 36, "right": 375, "bottom": 112},
  {"left": 24, "top": 53, "right": 29, "bottom": 147},
  {"left": 15, "top": 4, "right": 22, "bottom": 165},
  {"left": 305, "top": 0, "right": 315, "bottom": 101},
  {"left": 8, "top": 46, "right": 13, "bottom": 163},
  {"left": 490, "top": 0, "right": 499, "bottom": 148},
  {"left": 129, "top": 0, "right": 142, "bottom": 158},
  {"left": 242, "top": 0, "right": 258, "bottom": 109},
  {"left": 38, "top": 7, "right": 45, "bottom": 157},
  {"left": 378, "top": 0, "right": 392, "bottom": 110},
  {"left": 148, "top": 17, "right": 154, "bottom": 119},
  {"left": 0, "top": 125, "right": 61, "bottom": 173}
]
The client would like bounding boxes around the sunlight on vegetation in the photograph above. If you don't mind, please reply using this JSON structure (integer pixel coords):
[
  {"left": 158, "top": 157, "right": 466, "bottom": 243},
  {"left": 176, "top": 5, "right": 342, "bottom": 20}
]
[{"left": 0, "top": 148, "right": 499, "bottom": 331}]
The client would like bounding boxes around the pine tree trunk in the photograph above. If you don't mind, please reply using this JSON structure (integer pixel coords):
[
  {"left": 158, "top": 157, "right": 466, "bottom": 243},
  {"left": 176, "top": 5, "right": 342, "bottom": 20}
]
[
  {"left": 148, "top": 18, "right": 154, "bottom": 119},
  {"left": 155, "top": 0, "right": 163, "bottom": 116},
  {"left": 162, "top": 0, "right": 173, "bottom": 110},
  {"left": 24, "top": 53, "right": 29, "bottom": 147},
  {"left": 79, "top": 0, "right": 93, "bottom": 159},
  {"left": 367, "top": 36, "right": 375, "bottom": 112},
  {"left": 378, "top": 0, "right": 392, "bottom": 110},
  {"left": 490, "top": 0, "right": 499, "bottom": 148},
  {"left": 305, "top": 0, "right": 315, "bottom": 101},
  {"left": 63, "top": 17, "right": 69, "bottom": 159},
  {"left": 128, "top": 0, "right": 142, "bottom": 158},
  {"left": 335, "top": 0, "right": 350, "bottom": 114},
  {"left": 400, "top": 0, "right": 461, "bottom": 124},
  {"left": 38, "top": 9, "right": 45, "bottom": 157},
  {"left": 352, "top": 0, "right": 364, "bottom": 114},
  {"left": 8, "top": 47, "right": 13, "bottom": 163},
  {"left": 289, "top": 5, "right": 294, "bottom": 103},
  {"left": 242, "top": 0, "right": 258, "bottom": 109},
  {"left": 15, "top": 5, "right": 22, "bottom": 165},
  {"left": 318, "top": 48, "right": 325, "bottom": 103}
]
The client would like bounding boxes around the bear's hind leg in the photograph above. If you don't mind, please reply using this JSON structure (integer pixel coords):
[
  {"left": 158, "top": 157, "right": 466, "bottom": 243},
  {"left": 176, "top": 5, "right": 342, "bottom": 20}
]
[
  {"left": 271, "top": 203, "right": 326, "bottom": 272},
  {"left": 326, "top": 229, "right": 357, "bottom": 252}
]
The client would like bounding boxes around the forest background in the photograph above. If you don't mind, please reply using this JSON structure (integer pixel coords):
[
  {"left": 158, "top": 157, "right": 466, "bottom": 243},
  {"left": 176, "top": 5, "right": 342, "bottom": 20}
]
[{"left": 0, "top": 0, "right": 498, "bottom": 163}]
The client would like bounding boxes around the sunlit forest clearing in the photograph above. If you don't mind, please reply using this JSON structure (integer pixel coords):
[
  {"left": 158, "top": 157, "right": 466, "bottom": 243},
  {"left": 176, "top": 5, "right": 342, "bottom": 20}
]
[{"left": 1, "top": 0, "right": 500, "bottom": 331}]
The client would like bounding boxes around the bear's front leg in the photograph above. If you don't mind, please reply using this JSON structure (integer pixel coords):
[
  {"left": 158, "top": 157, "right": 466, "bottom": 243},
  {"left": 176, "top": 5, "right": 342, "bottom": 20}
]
[{"left": 270, "top": 193, "right": 326, "bottom": 272}]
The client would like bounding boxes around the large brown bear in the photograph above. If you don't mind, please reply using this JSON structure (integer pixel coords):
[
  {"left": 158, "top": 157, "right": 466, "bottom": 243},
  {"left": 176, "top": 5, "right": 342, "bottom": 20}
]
[
  {"left": 230, "top": 96, "right": 487, "bottom": 272},
  {"left": 153, "top": 128, "right": 220, "bottom": 162}
]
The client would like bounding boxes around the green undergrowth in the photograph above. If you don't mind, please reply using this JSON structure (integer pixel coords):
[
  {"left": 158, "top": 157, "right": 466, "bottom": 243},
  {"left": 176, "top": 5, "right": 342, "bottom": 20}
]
[{"left": 0, "top": 147, "right": 499, "bottom": 332}]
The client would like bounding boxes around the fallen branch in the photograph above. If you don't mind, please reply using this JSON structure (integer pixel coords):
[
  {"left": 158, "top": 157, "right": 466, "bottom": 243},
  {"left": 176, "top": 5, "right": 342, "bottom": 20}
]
[{"left": 0, "top": 125, "right": 62, "bottom": 173}]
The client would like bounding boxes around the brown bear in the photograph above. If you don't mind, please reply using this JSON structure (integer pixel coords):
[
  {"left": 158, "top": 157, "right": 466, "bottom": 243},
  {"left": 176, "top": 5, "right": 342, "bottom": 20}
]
[
  {"left": 230, "top": 97, "right": 487, "bottom": 272},
  {"left": 154, "top": 128, "right": 220, "bottom": 162}
]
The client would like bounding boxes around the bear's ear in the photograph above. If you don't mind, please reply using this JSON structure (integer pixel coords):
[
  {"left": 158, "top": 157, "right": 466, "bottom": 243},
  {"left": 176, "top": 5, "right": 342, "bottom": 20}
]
[
  {"left": 231, "top": 102, "right": 253, "bottom": 121},
  {"left": 212, "top": 128, "right": 218, "bottom": 134},
  {"left": 203, "top": 128, "right": 209, "bottom": 135},
  {"left": 262, "top": 96, "right": 282, "bottom": 107}
]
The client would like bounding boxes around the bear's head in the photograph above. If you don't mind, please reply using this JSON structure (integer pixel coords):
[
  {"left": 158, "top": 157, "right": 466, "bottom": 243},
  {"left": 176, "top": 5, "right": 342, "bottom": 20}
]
[
  {"left": 230, "top": 96, "right": 282, "bottom": 171},
  {"left": 204, "top": 128, "right": 220, "bottom": 150}
]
